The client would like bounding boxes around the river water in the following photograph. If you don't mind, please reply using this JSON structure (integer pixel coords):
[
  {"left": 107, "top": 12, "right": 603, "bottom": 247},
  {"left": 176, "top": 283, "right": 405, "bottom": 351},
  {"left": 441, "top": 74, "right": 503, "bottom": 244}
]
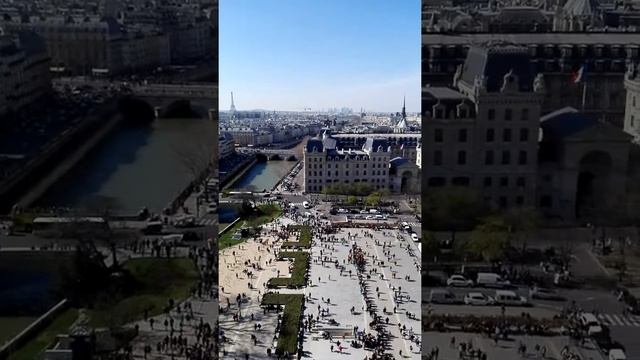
[
  {"left": 37, "top": 117, "right": 216, "bottom": 215},
  {"left": 229, "top": 160, "right": 294, "bottom": 192},
  {"left": 219, "top": 160, "right": 296, "bottom": 224}
]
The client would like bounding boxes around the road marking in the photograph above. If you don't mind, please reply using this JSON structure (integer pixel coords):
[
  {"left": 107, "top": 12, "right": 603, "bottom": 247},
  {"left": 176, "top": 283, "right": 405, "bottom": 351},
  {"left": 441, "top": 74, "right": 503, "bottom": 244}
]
[{"left": 584, "top": 248, "right": 611, "bottom": 276}]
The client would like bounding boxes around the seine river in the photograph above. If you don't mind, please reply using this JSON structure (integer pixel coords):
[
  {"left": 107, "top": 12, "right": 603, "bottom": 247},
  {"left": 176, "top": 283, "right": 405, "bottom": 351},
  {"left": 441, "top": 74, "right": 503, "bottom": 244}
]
[
  {"left": 37, "top": 117, "right": 216, "bottom": 215},
  {"left": 219, "top": 160, "right": 296, "bottom": 224}
]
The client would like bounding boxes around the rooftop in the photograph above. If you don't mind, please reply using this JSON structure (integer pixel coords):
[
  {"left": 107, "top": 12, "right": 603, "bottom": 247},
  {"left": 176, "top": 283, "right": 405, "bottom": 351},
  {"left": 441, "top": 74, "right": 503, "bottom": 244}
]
[{"left": 423, "top": 32, "right": 640, "bottom": 45}]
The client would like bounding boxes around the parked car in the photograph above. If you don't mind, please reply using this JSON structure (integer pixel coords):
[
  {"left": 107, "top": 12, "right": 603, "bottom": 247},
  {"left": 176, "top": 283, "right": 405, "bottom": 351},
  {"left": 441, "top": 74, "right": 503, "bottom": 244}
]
[
  {"left": 428, "top": 289, "right": 458, "bottom": 304},
  {"left": 446, "top": 274, "right": 474, "bottom": 287},
  {"left": 476, "top": 273, "right": 511, "bottom": 288},
  {"left": 494, "top": 290, "right": 528, "bottom": 306},
  {"left": 464, "top": 292, "right": 495, "bottom": 306},
  {"left": 529, "top": 287, "right": 565, "bottom": 301},
  {"left": 411, "top": 233, "right": 420, "bottom": 242}
]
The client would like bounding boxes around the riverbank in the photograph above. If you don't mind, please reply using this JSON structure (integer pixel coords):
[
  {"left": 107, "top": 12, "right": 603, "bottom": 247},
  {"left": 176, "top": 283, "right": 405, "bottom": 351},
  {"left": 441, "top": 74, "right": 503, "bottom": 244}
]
[
  {"left": 221, "top": 156, "right": 256, "bottom": 189},
  {"left": 0, "top": 100, "right": 121, "bottom": 214}
]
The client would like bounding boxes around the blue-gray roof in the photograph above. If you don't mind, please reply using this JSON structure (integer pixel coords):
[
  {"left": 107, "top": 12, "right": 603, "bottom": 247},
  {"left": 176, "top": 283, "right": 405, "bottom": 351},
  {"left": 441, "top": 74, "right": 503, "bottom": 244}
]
[
  {"left": 389, "top": 157, "right": 409, "bottom": 168},
  {"left": 461, "top": 46, "right": 534, "bottom": 92},
  {"left": 363, "top": 138, "right": 388, "bottom": 153},
  {"left": 306, "top": 138, "right": 323, "bottom": 152},
  {"left": 541, "top": 111, "right": 598, "bottom": 140}
]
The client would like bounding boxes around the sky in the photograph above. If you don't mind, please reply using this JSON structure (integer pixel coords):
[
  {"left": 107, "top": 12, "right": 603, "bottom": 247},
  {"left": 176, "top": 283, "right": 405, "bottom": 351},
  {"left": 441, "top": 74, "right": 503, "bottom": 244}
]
[{"left": 219, "top": 0, "right": 421, "bottom": 113}]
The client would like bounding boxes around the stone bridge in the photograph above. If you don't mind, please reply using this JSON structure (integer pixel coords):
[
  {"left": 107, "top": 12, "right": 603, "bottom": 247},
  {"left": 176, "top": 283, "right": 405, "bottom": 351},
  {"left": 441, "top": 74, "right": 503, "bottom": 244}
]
[
  {"left": 236, "top": 147, "right": 298, "bottom": 160},
  {"left": 54, "top": 78, "right": 217, "bottom": 120},
  {"left": 128, "top": 83, "right": 217, "bottom": 119}
]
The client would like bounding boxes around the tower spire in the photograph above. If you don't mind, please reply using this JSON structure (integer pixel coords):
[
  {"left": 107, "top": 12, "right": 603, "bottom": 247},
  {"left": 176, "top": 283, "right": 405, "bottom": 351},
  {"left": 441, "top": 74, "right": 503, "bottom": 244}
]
[{"left": 401, "top": 95, "right": 406, "bottom": 120}]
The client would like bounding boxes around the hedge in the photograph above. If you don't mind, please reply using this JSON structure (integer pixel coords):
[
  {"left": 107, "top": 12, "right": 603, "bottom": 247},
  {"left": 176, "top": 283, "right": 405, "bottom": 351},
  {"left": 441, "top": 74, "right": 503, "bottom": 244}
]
[
  {"left": 262, "top": 293, "right": 304, "bottom": 356},
  {"left": 281, "top": 225, "right": 312, "bottom": 249},
  {"left": 267, "top": 252, "right": 309, "bottom": 288}
]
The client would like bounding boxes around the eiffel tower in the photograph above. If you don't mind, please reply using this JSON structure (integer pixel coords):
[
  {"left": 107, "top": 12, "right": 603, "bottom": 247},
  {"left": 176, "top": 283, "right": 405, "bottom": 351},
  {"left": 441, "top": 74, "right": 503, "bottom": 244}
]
[{"left": 230, "top": 92, "right": 236, "bottom": 113}]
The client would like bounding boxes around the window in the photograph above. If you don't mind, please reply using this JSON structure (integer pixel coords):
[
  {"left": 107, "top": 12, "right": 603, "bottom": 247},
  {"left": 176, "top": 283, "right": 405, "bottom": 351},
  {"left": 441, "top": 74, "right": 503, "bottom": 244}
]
[
  {"left": 346, "top": 171, "right": 349, "bottom": 176},
  {"left": 488, "top": 108, "right": 495, "bottom": 120},
  {"left": 540, "top": 195, "right": 552, "bottom": 208},
  {"left": 435, "top": 108, "right": 444, "bottom": 118},
  {"left": 503, "top": 129, "right": 512, "bottom": 142},
  {"left": 457, "top": 151, "right": 466, "bottom": 165},
  {"left": 434, "top": 150, "right": 442, "bottom": 166},
  {"left": 500, "top": 177, "right": 509, "bottom": 187},
  {"left": 521, "top": 108, "right": 529, "bottom": 121},
  {"left": 501, "top": 150, "right": 511, "bottom": 165},
  {"left": 428, "top": 177, "right": 446, "bottom": 187},
  {"left": 486, "top": 128, "right": 495, "bottom": 142},
  {"left": 516, "top": 196, "right": 524, "bottom": 206},
  {"left": 458, "top": 129, "right": 467, "bottom": 142},
  {"left": 518, "top": 150, "right": 528, "bottom": 165},
  {"left": 520, "top": 128, "right": 529, "bottom": 142},
  {"left": 499, "top": 196, "right": 507, "bottom": 208},
  {"left": 483, "top": 177, "right": 492, "bottom": 187},
  {"left": 505, "top": 108, "right": 513, "bottom": 121},
  {"left": 517, "top": 177, "right": 525, "bottom": 187},
  {"left": 452, "top": 177, "right": 470, "bottom": 186},
  {"left": 485, "top": 150, "right": 494, "bottom": 165},
  {"left": 434, "top": 128, "right": 443, "bottom": 142}
]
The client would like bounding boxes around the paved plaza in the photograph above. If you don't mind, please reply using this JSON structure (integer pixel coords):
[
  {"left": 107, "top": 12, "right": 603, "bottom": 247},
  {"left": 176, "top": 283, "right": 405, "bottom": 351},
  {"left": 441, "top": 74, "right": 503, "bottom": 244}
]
[
  {"left": 302, "top": 227, "right": 422, "bottom": 359},
  {"left": 219, "top": 199, "right": 422, "bottom": 359}
]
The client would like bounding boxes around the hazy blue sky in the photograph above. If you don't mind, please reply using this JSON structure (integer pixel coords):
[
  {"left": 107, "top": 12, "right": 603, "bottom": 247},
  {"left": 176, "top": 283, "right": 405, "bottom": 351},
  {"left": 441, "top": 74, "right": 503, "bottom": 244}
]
[{"left": 219, "top": 0, "right": 420, "bottom": 113}]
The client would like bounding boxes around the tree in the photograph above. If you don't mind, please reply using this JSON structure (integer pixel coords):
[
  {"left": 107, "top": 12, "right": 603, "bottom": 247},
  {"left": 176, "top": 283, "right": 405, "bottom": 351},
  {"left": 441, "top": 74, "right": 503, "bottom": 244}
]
[
  {"left": 502, "top": 207, "right": 540, "bottom": 250},
  {"left": 423, "top": 186, "right": 487, "bottom": 241},
  {"left": 365, "top": 192, "right": 381, "bottom": 207},
  {"left": 465, "top": 216, "right": 509, "bottom": 262},
  {"left": 173, "top": 136, "right": 216, "bottom": 202},
  {"left": 423, "top": 231, "right": 440, "bottom": 258},
  {"left": 347, "top": 196, "right": 358, "bottom": 206}
]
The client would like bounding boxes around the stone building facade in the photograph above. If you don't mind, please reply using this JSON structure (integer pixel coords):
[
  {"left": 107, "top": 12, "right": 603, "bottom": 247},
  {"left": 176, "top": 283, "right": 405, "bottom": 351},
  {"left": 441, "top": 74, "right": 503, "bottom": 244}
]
[
  {"left": 423, "top": 46, "right": 543, "bottom": 209},
  {"left": 0, "top": 31, "right": 51, "bottom": 117},
  {"left": 423, "top": 33, "right": 640, "bottom": 127},
  {"left": 423, "top": 44, "right": 636, "bottom": 221},
  {"left": 303, "top": 132, "right": 420, "bottom": 195}
]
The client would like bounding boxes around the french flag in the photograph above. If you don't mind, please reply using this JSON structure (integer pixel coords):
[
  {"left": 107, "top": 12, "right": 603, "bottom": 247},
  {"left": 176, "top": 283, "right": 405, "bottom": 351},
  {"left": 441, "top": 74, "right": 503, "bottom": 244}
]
[{"left": 572, "top": 65, "right": 587, "bottom": 84}]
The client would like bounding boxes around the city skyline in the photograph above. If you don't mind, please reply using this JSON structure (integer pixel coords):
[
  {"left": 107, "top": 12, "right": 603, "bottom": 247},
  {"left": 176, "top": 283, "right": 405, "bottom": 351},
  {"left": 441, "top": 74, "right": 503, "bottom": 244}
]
[{"left": 219, "top": 0, "right": 420, "bottom": 113}]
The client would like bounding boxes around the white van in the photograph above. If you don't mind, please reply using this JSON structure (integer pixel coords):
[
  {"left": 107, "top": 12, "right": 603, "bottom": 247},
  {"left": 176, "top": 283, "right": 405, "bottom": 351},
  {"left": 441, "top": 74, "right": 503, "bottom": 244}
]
[
  {"left": 609, "top": 349, "right": 627, "bottom": 360},
  {"left": 476, "top": 273, "right": 510, "bottom": 288},
  {"left": 579, "top": 313, "right": 603, "bottom": 335},
  {"left": 494, "top": 290, "right": 528, "bottom": 306},
  {"left": 303, "top": 201, "right": 311, "bottom": 209}
]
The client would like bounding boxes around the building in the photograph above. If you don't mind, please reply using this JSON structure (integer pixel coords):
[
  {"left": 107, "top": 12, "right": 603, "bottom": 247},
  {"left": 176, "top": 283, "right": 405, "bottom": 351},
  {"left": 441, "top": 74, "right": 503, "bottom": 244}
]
[
  {"left": 303, "top": 131, "right": 420, "bottom": 194},
  {"left": 624, "top": 61, "right": 640, "bottom": 142},
  {"left": 423, "top": 32, "right": 640, "bottom": 126},
  {"left": 423, "top": 46, "right": 543, "bottom": 209},
  {"left": 219, "top": 132, "right": 235, "bottom": 160},
  {"left": 422, "top": 44, "right": 636, "bottom": 221},
  {"left": 0, "top": 31, "right": 51, "bottom": 117}
]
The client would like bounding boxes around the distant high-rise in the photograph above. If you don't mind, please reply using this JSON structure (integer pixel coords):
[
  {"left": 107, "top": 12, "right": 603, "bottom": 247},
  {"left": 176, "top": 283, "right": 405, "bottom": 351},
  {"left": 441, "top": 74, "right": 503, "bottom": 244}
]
[{"left": 230, "top": 92, "right": 236, "bottom": 113}]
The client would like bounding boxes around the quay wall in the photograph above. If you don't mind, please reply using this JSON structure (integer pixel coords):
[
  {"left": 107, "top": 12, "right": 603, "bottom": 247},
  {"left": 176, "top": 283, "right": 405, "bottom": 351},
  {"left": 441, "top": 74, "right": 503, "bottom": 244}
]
[
  {"left": 221, "top": 157, "right": 257, "bottom": 190},
  {"left": 0, "top": 299, "right": 69, "bottom": 360},
  {"left": 0, "top": 100, "right": 120, "bottom": 214}
]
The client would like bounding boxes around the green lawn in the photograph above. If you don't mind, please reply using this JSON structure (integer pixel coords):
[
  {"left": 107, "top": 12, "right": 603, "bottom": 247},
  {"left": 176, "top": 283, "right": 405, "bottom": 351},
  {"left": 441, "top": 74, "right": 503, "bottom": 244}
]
[
  {"left": 262, "top": 293, "right": 304, "bottom": 356},
  {"left": 88, "top": 258, "right": 199, "bottom": 327},
  {"left": 282, "top": 225, "right": 312, "bottom": 249},
  {"left": 8, "top": 308, "right": 78, "bottom": 360},
  {"left": 267, "top": 252, "right": 309, "bottom": 288},
  {"left": 0, "top": 317, "right": 37, "bottom": 345},
  {"left": 219, "top": 204, "right": 283, "bottom": 251}
]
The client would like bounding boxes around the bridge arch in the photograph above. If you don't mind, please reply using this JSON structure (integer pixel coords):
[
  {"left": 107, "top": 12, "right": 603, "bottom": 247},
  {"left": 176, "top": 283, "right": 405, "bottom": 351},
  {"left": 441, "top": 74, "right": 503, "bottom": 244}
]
[{"left": 117, "top": 96, "right": 155, "bottom": 124}]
